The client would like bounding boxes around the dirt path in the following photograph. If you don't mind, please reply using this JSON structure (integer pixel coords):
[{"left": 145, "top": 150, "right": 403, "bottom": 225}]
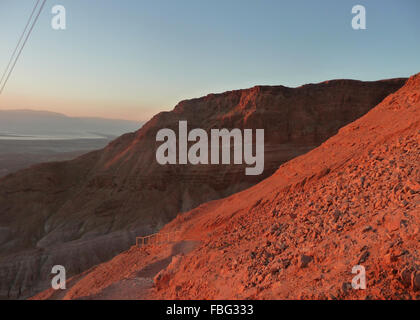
[{"left": 80, "top": 240, "right": 199, "bottom": 300}]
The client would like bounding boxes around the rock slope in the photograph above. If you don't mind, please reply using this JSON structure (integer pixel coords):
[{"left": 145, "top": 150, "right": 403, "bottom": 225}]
[
  {"left": 0, "top": 78, "right": 406, "bottom": 298},
  {"left": 34, "top": 73, "right": 419, "bottom": 300}
]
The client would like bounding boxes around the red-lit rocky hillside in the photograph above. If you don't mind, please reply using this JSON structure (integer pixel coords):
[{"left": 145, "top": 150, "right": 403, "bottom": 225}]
[
  {"left": 0, "top": 78, "right": 406, "bottom": 299},
  {"left": 35, "top": 73, "right": 419, "bottom": 300}
]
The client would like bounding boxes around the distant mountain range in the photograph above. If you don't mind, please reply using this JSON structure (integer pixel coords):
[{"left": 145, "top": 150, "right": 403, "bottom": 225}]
[
  {"left": 0, "top": 109, "right": 143, "bottom": 139},
  {"left": 0, "top": 109, "right": 144, "bottom": 177}
]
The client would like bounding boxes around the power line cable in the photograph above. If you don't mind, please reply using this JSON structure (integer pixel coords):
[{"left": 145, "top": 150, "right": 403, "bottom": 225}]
[
  {"left": 0, "top": 0, "right": 47, "bottom": 95},
  {"left": 0, "top": 0, "right": 41, "bottom": 88}
]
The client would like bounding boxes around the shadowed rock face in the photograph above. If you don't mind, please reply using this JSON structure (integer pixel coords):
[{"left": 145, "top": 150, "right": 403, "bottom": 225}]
[{"left": 0, "top": 77, "right": 406, "bottom": 299}]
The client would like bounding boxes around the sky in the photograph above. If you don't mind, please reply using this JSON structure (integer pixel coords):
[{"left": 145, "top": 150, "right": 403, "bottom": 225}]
[{"left": 0, "top": 0, "right": 419, "bottom": 121}]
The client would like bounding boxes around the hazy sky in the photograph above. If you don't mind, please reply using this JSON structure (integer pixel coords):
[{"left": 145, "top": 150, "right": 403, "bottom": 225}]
[{"left": 0, "top": 0, "right": 419, "bottom": 121}]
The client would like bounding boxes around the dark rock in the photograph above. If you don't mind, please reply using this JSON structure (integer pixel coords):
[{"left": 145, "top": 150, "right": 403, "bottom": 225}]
[
  {"left": 299, "top": 255, "right": 313, "bottom": 268},
  {"left": 358, "top": 251, "right": 370, "bottom": 264}
]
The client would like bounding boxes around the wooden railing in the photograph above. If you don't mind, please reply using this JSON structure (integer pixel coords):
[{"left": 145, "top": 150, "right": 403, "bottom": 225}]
[{"left": 136, "top": 230, "right": 181, "bottom": 248}]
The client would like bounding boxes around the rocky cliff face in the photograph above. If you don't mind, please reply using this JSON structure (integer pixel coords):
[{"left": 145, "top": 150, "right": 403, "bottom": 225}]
[
  {"left": 34, "top": 73, "right": 419, "bottom": 300},
  {"left": 0, "top": 78, "right": 406, "bottom": 298},
  {"left": 148, "top": 73, "right": 420, "bottom": 300}
]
